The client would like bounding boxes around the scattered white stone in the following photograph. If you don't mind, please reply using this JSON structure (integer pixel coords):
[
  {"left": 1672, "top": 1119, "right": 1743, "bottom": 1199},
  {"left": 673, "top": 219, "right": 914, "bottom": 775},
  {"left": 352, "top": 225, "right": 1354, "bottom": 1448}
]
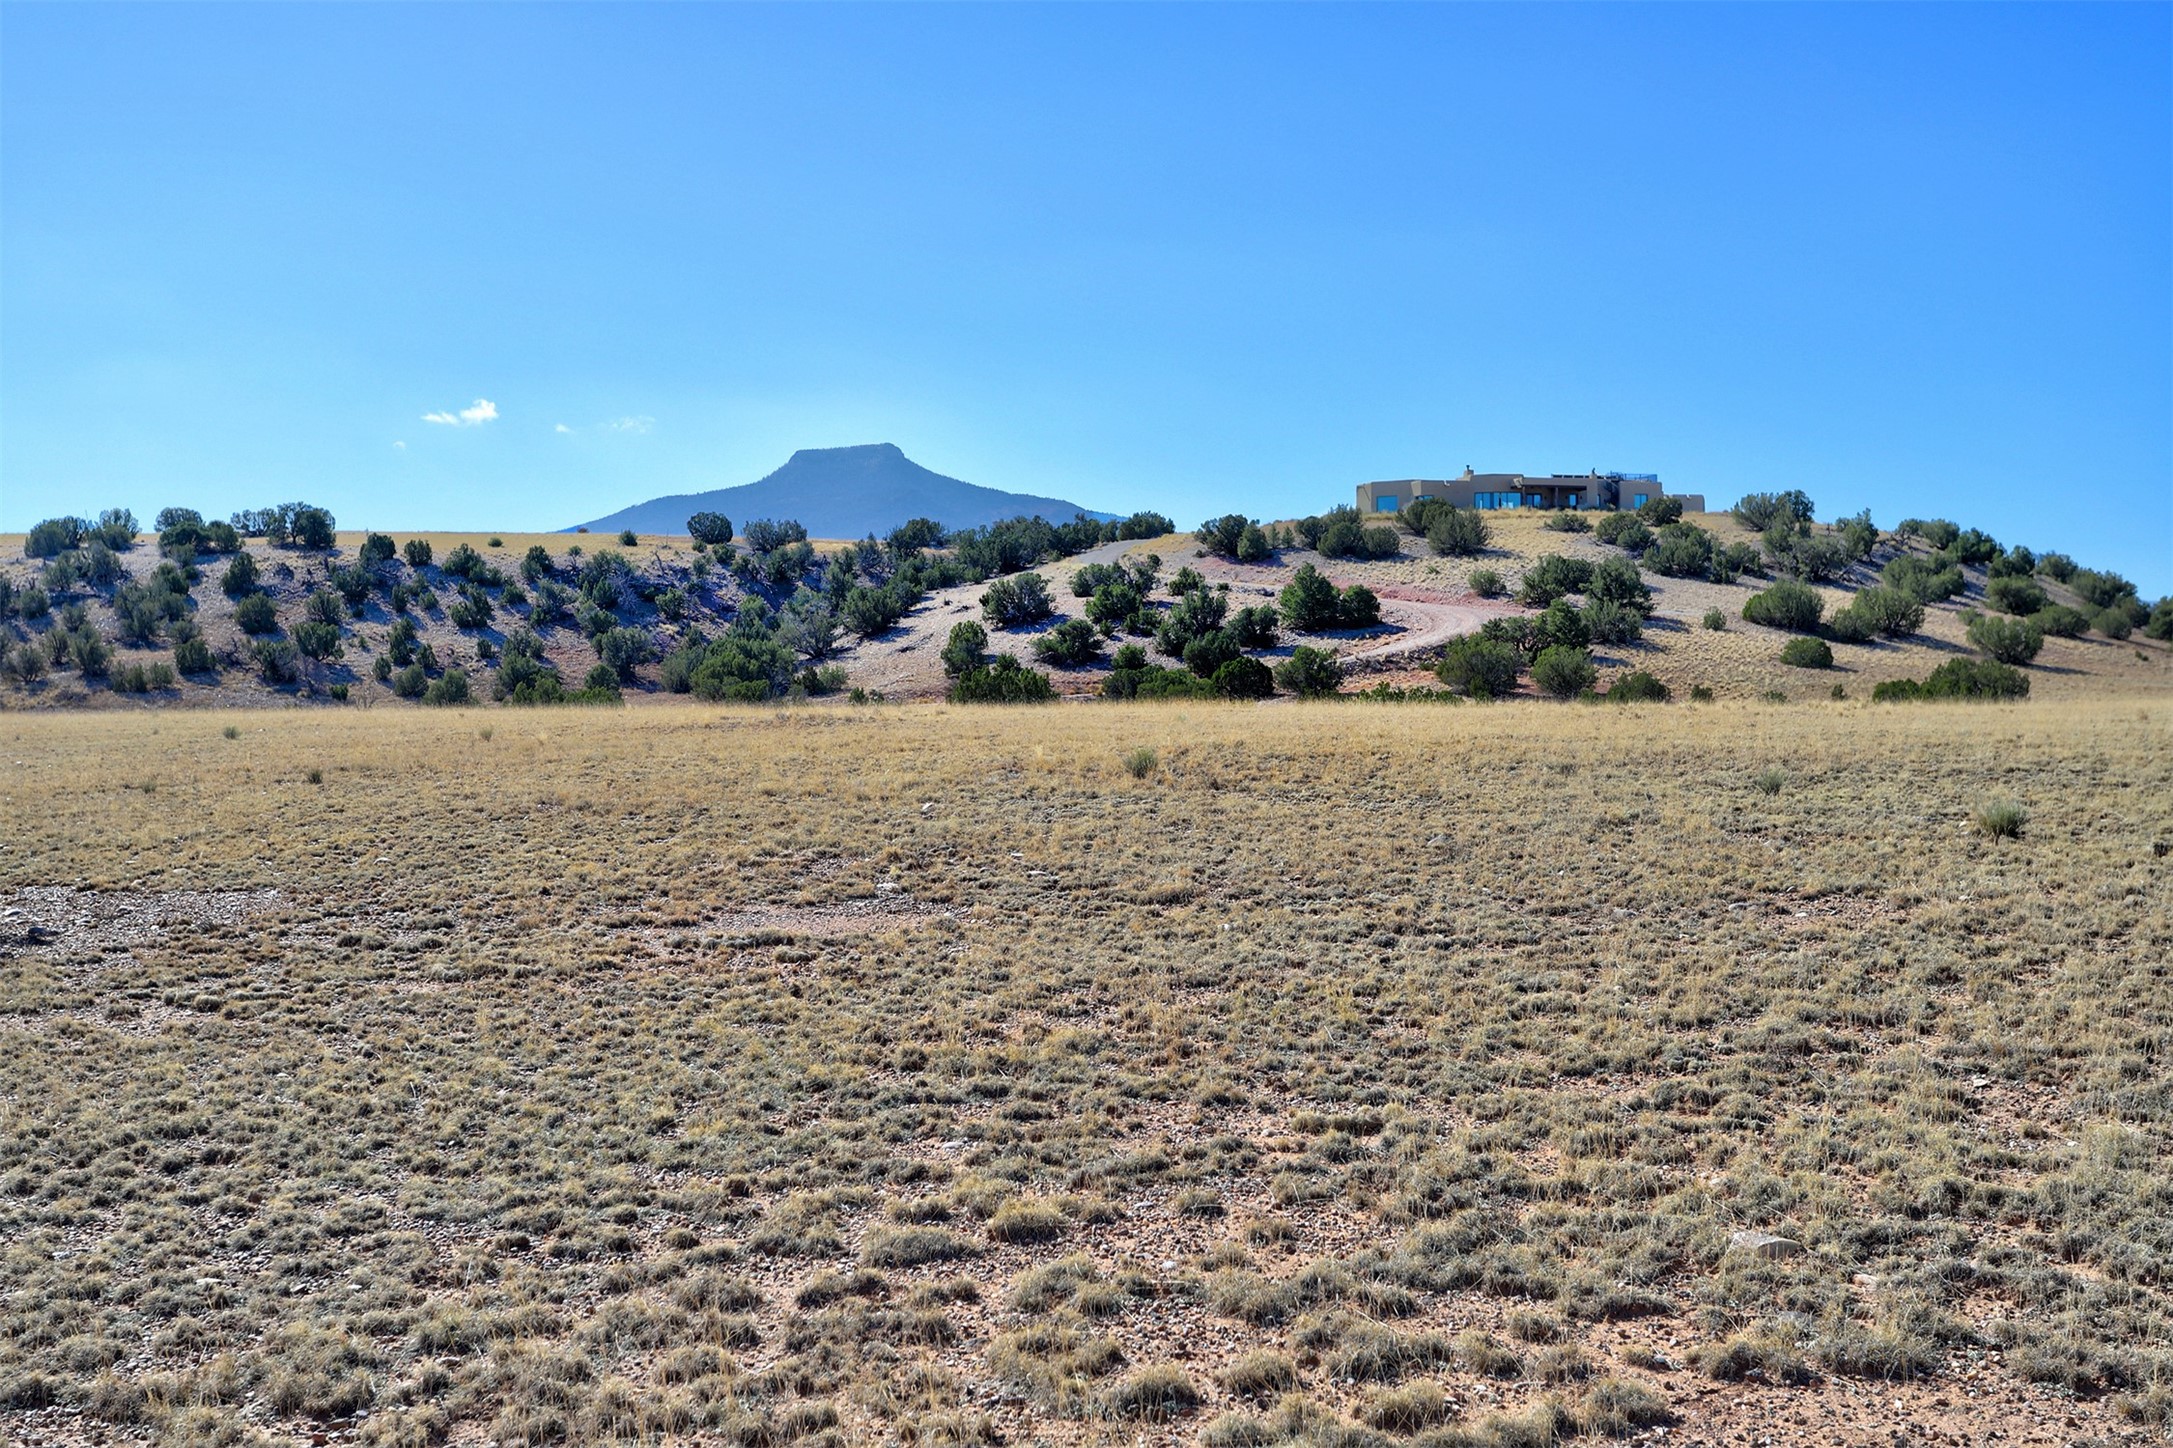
[{"left": 1728, "top": 1230, "right": 1803, "bottom": 1260}]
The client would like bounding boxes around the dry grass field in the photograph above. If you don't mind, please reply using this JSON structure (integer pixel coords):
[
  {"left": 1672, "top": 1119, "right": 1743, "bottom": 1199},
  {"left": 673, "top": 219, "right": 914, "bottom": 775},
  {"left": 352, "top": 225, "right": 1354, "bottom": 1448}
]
[{"left": 3, "top": 700, "right": 2170, "bottom": 1448}]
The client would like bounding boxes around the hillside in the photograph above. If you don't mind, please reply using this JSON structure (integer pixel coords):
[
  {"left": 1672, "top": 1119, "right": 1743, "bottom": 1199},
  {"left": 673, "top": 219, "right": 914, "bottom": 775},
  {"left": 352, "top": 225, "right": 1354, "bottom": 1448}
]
[
  {"left": 0, "top": 499, "right": 2168, "bottom": 711},
  {"left": 573, "top": 443, "right": 1115, "bottom": 538}
]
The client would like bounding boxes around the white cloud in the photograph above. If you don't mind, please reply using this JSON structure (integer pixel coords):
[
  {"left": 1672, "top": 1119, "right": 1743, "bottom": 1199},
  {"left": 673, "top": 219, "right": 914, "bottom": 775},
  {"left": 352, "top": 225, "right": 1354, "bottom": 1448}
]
[
  {"left": 394, "top": 440, "right": 406, "bottom": 450},
  {"left": 605, "top": 415, "right": 654, "bottom": 434},
  {"left": 422, "top": 398, "right": 499, "bottom": 426},
  {"left": 555, "top": 423, "right": 572, "bottom": 434}
]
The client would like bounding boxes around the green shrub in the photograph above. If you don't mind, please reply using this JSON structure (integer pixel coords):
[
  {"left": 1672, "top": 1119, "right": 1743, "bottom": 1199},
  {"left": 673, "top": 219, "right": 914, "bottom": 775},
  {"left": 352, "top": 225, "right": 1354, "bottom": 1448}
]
[
  {"left": 1426, "top": 507, "right": 1489, "bottom": 557},
  {"left": 1541, "top": 511, "right": 1591, "bottom": 533},
  {"left": 2093, "top": 607, "right": 2133, "bottom": 640},
  {"left": 687, "top": 511, "right": 734, "bottom": 545},
  {"left": 950, "top": 655, "right": 1057, "bottom": 703},
  {"left": 1593, "top": 512, "right": 1651, "bottom": 552},
  {"left": 1703, "top": 608, "right": 1727, "bottom": 631},
  {"left": 25, "top": 516, "right": 88, "bottom": 558},
  {"left": 1742, "top": 580, "right": 1823, "bottom": 632},
  {"left": 596, "top": 627, "right": 656, "bottom": 679},
  {"left": 2, "top": 644, "right": 47, "bottom": 682},
  {"left": 1967, "top": 613, "right": 2042, "bottom": 665},
  {"left": 1985, "top": 576, "right": 2047, "bottom": 615},
  {"left": 1211, "top": 656, "right": 1274, "bottom": 699},
  {"left": 1070, "top": 562, "right": 1126, "bottom": 598},
  {"left": 1228, "top": 604, "right": 1279, "bottom": 649},
  {"left": 1518, "top": 555, "right": 1594, "bottom": 607},
  {"left": 1436, "top": 638, "right": 1521, "bottom": 698},
  {"left": 982, "top": 573, "right": 1055, "bottom": 629},
  {"left": 1832, "top": 585, "right": 1924, "bottom": 639},
  {"left": 1734, "top": 490, "right": 1815, "bottom": 531},
  {"left": 1608, "top": 671, "right": 1669, "bottom": 702},
  {"left": 234, "top": 593, "right": 279, "bottom": 634},
  {"left": 1102, "top": 663, "right": 1216, "bottom": 700},
  {"left": 1534, "top": 600, "right": 1591, "bottom": 652},
  {"left": 221, "top": 552, "right": 260, "bottom": 597},
  {"left": 1336, "top": 584, "right": 1379, "bottom": 629},
  {"left": 1182, "top": 629, "right": 1242, "bottom": 678},
  {"left": 1399, "top": 496, "right": 1455, "bottom": 537},
  {"left": 1882, "top": 554, "right": 1964, "bottom": 603},
  {"left": 252, "top": 637, "right": 299, "bottom": 684},
  {"left": 173, "top": 636, "right": 216, "bottom": 675},
  {"left": 1973, "top": 798, "right": 2027, "bottom": 840},
  {"left": 1032, "top": 619, "right": 1103, "bottom": 667},
  {"left": 1583, "top": 598, "right": 1642, "bottom": 646},
  {"left": 1086, "top": 582, "right": 1146, "bottom": 635},
  {"left": 1586, "top": 555, "right": 1652, "bottom": 614},
  {"left": 294, "top": 621, "right": 342, "bottom": 661},
  {"left": 1196, "top": 514, "right": 1252, "bottom": 559},
  {"left": 1531, "top": 645, "right": 1597, "bottom": 699},
  {"left": 839, "top": 585, "right": 907, "bottom": 639},
  {"left": 2145, "top": 598, "right": 2173, "bottom": 641},
  {"left": 2030, "top": 604, "right": 2091, "bottom": 638},
  {"left": 569, "top": 664, "right": 624, "bottom": 700},
  {"left": 422, "top": 668, "right": 472, "bottom": 706},
  {"left": 1897, "top": 517, "right": 1960, "bottom": 548},
  {"left": 1712, "top": 540, "right": 1764, "bottom": 583},
  {"left": 289, "top": 507, "right": 336, "bottom": 549},
  {"left": 1779, "top": 636, "right": 1833, "bottom": 669},
  {"left": 1276, "top": 565, "right": 1340, "bottom": 633},
  {"left": 1121, "top": 748, "right": 1157, "bottom": 779},
  {"left": 1768, "top": 530, "right": 1851, "bottom": 582},
  {"left": 1872, "top": 658, "right": 2030, "bottom": 702},
  {"left": 1645, "top": 522, "right": 1714, "bottom": 578},
  {"left": 682, "top": 625, "right": 796, "bottom": 702},
  {"left": 1316, "top": 512, "right": 1400, "bottom": 560},
  {"left": 403, "top": 538, "right": 433, "bottom": 568},
  {"left": 2069, "top": 567, "right": 2137, "bottom": 610},
  {"left": 942, "top": 621, "right": 989, "bottom": 677},
  {"left": 1274, "top": 646, "right": 1343, "bottom": 698},
  {"left": 1468, "top": 568, "right": 1504, "bottom": 599},
  {"left": 1836, "top": 510, "right": 1879, "bottom": 559}
]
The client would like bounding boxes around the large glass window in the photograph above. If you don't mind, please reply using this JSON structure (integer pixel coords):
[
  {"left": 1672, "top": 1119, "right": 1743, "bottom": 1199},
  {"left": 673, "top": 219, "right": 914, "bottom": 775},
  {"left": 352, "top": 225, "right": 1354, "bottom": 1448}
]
[
  {"left": 1375, "top": 495, "right": 1402, "bottom": 512},
  {"left": 1632, "top": 493, "right": 1649, "bottom": 509}
]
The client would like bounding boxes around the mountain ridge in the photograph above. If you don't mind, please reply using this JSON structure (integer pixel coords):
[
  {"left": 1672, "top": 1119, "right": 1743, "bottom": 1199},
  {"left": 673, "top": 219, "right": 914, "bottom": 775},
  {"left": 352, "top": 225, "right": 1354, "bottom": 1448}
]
[{"left": 571, "top": 443, "right": 1115, "bottom": 538}]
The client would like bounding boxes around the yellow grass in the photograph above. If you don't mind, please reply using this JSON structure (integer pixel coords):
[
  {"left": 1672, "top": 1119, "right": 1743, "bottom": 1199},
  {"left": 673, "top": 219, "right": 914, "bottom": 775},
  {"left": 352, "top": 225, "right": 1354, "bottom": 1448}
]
[{"left": 2, "top": 699, "right": 2169, "bottom": 1444}]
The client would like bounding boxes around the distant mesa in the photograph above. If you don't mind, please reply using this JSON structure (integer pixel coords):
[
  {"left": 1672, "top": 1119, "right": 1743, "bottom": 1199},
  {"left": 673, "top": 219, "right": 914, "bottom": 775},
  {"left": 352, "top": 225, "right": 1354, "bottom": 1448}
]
[{"left": 571, "top": 443, "right": 1115, "bottom": 539}]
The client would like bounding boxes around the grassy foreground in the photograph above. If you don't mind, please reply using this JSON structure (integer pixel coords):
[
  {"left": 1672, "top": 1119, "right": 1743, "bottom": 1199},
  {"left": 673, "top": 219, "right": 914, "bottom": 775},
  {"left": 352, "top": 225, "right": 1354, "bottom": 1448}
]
[{"left": 2, "top": 699, "right": 2169, "bottom": 1447}]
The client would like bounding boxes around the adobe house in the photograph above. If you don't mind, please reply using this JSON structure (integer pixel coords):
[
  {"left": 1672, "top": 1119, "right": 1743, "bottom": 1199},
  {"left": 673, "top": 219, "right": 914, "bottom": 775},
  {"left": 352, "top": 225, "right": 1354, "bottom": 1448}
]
[{"left": 1355, "top": 469, "right": 1705, "bottom": 516}]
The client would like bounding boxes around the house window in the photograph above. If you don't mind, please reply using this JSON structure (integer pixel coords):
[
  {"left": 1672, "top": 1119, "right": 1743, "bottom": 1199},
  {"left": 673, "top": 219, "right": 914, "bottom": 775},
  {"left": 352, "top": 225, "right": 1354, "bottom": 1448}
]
[
  {"left": 1565, "top": 493, "right": 1580, "bottom": 509},
  {"left": 1376, "top": 496, "right": 1401, "bottom": 512},
  {"left": 1632, "top": 493, "right": 1649, "bottom": 509}
]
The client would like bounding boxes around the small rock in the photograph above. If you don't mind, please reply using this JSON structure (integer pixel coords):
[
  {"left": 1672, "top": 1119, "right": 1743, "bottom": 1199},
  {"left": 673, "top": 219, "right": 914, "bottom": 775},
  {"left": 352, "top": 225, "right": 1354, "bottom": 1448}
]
[{"left": 1728, "top": 1230, "right": 1804, "bottom": 1261}]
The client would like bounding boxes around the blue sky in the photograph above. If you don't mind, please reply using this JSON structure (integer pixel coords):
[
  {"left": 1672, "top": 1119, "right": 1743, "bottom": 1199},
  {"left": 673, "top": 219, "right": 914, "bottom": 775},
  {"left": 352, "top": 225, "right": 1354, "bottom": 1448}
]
[{"left": 4, "top": 4, "right": 2168, "bottom": 589}]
